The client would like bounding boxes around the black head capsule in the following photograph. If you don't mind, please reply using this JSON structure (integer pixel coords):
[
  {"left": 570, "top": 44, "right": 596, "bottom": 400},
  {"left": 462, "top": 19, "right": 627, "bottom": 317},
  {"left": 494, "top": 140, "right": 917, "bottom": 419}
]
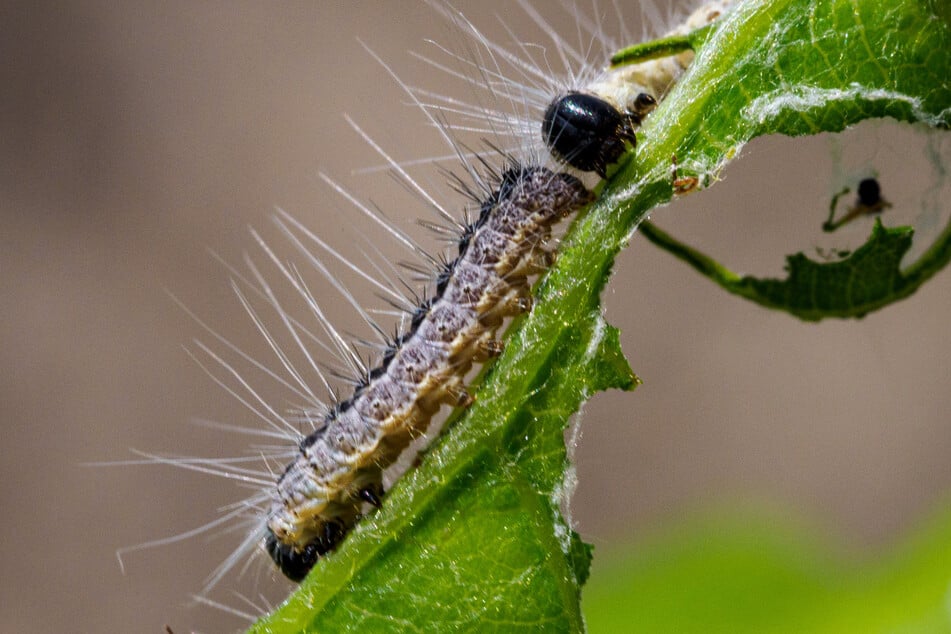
[{"left": 542, "top": 91, "right": 656, "bottom": 178}]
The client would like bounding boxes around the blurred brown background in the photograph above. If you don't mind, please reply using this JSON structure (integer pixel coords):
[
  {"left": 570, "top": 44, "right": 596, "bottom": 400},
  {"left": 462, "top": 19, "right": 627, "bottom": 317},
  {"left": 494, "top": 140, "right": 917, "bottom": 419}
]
[{"left": 2, "top": 2, "right": 949, "bottom": 632}]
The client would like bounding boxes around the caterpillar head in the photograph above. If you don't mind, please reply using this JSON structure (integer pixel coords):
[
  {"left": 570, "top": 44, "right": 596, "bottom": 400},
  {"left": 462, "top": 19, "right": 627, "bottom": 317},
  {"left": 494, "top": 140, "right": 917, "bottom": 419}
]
[{"left": 542, "top": 91, "right": 656, "bottom": 177}]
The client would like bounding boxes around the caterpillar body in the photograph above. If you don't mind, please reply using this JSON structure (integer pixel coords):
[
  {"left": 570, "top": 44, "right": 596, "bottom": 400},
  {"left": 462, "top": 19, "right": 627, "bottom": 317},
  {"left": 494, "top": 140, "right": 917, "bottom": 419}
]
[{"left": 266, "top": 165, "right": 593, "bottom": 580}]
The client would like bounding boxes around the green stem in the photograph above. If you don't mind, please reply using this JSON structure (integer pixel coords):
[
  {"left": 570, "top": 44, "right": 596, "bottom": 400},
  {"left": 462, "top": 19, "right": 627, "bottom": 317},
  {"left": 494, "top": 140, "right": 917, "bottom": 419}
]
[{"left": 610, "top": 26, "right": 713, "bottom": 67}]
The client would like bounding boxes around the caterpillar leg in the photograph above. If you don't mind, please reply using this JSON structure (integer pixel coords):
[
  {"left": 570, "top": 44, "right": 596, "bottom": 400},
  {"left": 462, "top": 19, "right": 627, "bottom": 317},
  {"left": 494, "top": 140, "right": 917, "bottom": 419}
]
[
  {"left": 358, "top": 483, "right": 385, "bottom": 509},
  {"left": 477, "top": 337, "right": 505, "bottom": 361}
]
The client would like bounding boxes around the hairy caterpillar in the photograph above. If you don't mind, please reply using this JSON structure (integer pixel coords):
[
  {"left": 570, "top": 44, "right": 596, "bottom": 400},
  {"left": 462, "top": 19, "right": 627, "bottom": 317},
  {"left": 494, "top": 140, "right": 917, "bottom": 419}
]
[
  {"left": 264, "top": 0, "right": 733, "bottom": 583},
  {"left": 116, "top": 0, "right": 736, "bottom": 612},
  {"left": 265, "top": 4, "right": 740, "bottom": 580}
]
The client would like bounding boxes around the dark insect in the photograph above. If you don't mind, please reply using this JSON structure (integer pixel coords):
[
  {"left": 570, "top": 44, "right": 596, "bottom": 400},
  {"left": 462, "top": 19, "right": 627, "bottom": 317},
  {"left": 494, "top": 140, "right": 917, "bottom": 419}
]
[
  {"left": 823, "top": 177, "right": 891, "bottom": 232},
  {"left": 857, "top": 177, "right": 883, "bottom": 207},
  {"left": 542, "top": 91, "right": 656, "bottom": 177}
]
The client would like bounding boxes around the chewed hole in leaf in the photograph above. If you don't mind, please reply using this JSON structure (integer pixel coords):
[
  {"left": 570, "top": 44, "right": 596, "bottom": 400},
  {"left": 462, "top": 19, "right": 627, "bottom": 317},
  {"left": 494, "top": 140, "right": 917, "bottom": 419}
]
[
  {"left": 638, "top": 119, "right": 951, "bottom": 320},
  {"left": 644, "top": 120, "right": 951, "bottom": 277}
]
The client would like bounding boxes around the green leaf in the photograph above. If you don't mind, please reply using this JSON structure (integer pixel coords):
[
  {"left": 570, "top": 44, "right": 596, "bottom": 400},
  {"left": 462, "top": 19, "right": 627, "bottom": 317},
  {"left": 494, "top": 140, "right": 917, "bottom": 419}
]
[
  {"left": 251, "top": 0, "right": 951, "bottom": 631},
  {"left": 583, "top": 504, "right": 951, "bottom": 633},
  {"left": 639, "top": 217, "right": 951, "bottom": 320},
  {"left": 251, "top": 316, "right": 637, "bottom": 633}
]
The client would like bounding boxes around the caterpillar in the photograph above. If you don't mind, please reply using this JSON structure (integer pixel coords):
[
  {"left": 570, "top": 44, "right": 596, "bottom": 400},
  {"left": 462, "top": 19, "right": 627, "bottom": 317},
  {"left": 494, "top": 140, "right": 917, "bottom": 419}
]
[
  {"left": 263, "top": 0, "right": 733, "bottom": 583},
  {"left": 118, "top": 0, "right": 736, "bottom": 610}
]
